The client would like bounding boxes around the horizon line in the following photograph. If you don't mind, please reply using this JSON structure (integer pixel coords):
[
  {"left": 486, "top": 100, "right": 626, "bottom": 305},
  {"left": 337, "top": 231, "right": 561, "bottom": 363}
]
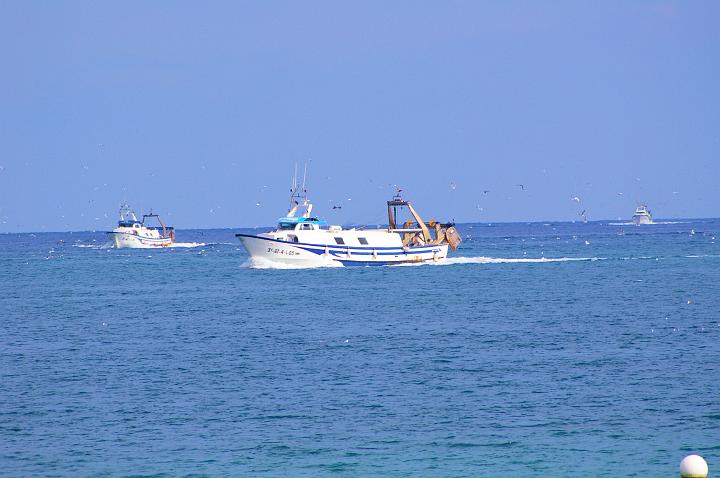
[{"left": 2, "top": 216, "right": 717, "bottom": 235}]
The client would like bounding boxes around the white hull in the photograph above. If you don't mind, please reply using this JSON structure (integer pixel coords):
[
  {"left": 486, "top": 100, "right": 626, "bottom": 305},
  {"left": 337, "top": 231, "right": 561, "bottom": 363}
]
[
  {"left": 632, "top": 205, "right": 653, "bottom": 225},
  {"left": 108, "top": 231, "right": 173, "bottom": 249},
  {"left": 237, "top": 234, "right": 448, "bottom": 267},
  {"left": 633, "top": 215, "right": 653, "bottom": 225}
]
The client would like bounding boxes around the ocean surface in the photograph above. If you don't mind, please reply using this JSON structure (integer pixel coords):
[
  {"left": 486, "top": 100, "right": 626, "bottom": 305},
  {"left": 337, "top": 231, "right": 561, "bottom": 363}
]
[{"left": 1, "top": 219, "right": 719, "bottom": 477}]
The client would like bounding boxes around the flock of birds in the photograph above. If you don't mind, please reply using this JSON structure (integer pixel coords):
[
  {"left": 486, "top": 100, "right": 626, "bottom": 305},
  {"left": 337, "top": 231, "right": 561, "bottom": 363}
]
[
  {"left": 0, "top": 150, "right": 681, "bottom": 229},
  {"left": 246, "top": 176, "right": 664, "bottom": 225}
]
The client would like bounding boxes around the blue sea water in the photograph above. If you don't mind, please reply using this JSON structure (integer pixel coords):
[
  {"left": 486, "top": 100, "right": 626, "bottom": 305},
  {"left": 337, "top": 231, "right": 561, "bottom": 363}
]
[{"left": 1, "top": 219, "right": 719, "bottom": 477}]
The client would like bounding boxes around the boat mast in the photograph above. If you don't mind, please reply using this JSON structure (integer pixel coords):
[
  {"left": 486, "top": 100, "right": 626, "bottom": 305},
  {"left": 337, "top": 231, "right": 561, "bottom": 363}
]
[
  {"left": 386, "top": 190, "right": 432, "bottom": 243},
  {"left": 286, "top": 161, "right": 313, "bottom": 218},
  {"left": 301, "top": 162, "right": 312, "bottom": 218},
  {"left": 287, "top": 164, "right": 299, "bottom": 217},
  {"left": 156, "top": 214, "right": 167, "bottom": 238},
  {"left": 119, "top": 203, "right": 138, "bottom": 222}
]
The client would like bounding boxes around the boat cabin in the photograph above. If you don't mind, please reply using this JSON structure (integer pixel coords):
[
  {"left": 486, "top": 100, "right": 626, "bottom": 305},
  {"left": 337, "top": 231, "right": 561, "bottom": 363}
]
[
  {"left": 118, "top": 218, "right": 142, "bottom": 228},
  {"left": 277, "top": 216, "right": 328, "bottom": 231},
  {"left": 117, "top": 204, "right": 141, "bottom": 227}
]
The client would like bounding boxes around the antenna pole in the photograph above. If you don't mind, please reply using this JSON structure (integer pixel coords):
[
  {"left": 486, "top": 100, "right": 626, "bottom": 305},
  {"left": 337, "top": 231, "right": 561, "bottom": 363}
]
[{"left": 302, "top": 162, "right": 308, "bottom": 192}]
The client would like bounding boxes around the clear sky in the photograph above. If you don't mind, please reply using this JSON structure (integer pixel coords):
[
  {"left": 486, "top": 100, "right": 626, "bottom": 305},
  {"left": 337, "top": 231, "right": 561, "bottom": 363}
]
[{"left": 1, "top": 1, "right": 718, "bottom": 232}]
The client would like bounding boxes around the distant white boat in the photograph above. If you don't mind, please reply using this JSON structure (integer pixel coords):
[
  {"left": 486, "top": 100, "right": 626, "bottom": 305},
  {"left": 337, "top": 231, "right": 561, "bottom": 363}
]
[
  {"left": 632, "top": 204, "right": 653, "bottom": 225},
  {"left": 236, "top": 168, "right": 461, "bottom": 267},
  {"left": 107, "top": 204, "right": 175, "bottom": 248}
]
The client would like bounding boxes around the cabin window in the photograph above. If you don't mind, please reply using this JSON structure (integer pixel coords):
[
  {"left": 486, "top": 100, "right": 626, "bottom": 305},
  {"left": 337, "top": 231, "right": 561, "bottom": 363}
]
[
  {"left": 300, "top": 223, "right": 313, "bottom": 230},
  {"left": 334, "top": 237, "right": 345, "bottom": 245},
  {"left": 278, "top": 223, "right": 295, "bottom": 230},
  {"left": 358, "top": 237, "right": 369, "bottom": 245}
]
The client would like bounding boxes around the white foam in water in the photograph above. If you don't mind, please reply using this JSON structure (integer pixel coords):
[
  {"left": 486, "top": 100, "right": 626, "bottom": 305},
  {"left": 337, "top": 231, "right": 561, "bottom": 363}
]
[
  {"left": 113, "top": 241, "right": 206, "bottom": 249},
  {"left": 439, "top": 256, "right": 601, "bottom": 265},
  {"left": 242, "top": 255, "right": 601, "bottom": 269},
  {"left": 241, "top": 256, "right": 343, "bottom": 269},
  {"left": 170, "top": 242, "right": 206, "bottom": 248},
  {"left": 608, "top": 221, "right": 688, "bottom": 226},
  {"left": 74, "top": 242, "right": 206, "bottom": 249},
  {"left": 73, "top": 242, "right": 114, "bottom": 250}
]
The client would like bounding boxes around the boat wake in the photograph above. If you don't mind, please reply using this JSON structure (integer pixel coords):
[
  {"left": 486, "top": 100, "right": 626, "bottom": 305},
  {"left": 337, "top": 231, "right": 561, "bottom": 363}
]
[
  {"left": 73, "top": 242, "right": 206, "bottom": 249},
  {"left": 241, "top": 256, "right": 343, "bottom": 269},
  {"left": 439, "top": 256, "right": 602, "bottom": 265},
  {"left": 240, "top": 255, "right": 602, "bottom": 269},
  {"left": 608, "top": 221, "right": 688, "bottom": 226},
  {"left": 170, "top": 242, "right": 206, "bottom": 248},
  {"left": 72, "top": 243, "right": 113, "bottom": 249}
]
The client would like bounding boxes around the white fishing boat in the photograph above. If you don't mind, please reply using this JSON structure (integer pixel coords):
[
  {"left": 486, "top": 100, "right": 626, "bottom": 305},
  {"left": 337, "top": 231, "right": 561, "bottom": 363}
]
[
  {"left": 107, "top": 204, "right": 175, "bottom": 248},
  {"left": 236, "top": 170, "right": 461, "bottom": 267},
  {"left": 632, "top": 204, "right": 653, "bottom": 225}
]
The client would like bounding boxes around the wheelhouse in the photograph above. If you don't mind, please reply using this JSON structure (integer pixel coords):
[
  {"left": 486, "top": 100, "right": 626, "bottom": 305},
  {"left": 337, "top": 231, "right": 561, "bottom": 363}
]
[
  {"left": 118, "top": 219, "right": 141, "bottom": 227},
  {"left": 277, "top": 216, "right": 328, "bottom": 231},
  {"left": 634, "top": 205, "right": 651, "bottom": 215},
  {"left": 117, "top": 203, "right": 141, "bottom": 227}
]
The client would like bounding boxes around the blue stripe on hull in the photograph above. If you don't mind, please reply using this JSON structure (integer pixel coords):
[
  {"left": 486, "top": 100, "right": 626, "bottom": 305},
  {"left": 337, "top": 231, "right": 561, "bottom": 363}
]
[
  {"left": 297, "top": 246, "right": 439, "bottom": 257},
  {"left": 338, "top": 259, "right": 434, "bottom": 266},
  {"left": 235, "top": 233, "right": 440, "bottom": 253},
  {"left": 339, "top": 260, "right": 388, "bottom": 267}
]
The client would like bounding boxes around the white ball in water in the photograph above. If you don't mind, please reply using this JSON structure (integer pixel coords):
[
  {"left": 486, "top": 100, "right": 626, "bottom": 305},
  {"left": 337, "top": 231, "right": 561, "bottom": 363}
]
[{"left": 680, "top": 455, "right": 708, "bottom": 478}]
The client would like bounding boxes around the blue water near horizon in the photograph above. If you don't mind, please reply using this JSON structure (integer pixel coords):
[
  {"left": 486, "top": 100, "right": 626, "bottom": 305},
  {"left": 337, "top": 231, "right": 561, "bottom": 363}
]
[{"left": 1, "top": 219, "right": 719, "bottom": 476}]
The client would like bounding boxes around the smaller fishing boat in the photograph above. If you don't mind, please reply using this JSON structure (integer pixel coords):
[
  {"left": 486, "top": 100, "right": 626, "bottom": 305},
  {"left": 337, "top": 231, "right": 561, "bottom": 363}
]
[
  {"left": 107, "top": 204, "right": 175, "bottom": 248},
  {"left": 632, "top": 204, "right": 653, "bottom": 225}
]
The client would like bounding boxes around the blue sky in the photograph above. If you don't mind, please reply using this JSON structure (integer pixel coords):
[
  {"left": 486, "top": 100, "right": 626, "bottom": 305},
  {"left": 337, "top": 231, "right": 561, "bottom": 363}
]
[{"left": 0, "top": 1, "right": 718, "bottom": 232}]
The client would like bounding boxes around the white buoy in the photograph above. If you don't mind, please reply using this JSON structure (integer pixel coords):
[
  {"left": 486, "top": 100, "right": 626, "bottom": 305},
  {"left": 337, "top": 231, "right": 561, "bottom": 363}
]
[{"left": 680, "top": 455, "right": 708, "bottom": 478}]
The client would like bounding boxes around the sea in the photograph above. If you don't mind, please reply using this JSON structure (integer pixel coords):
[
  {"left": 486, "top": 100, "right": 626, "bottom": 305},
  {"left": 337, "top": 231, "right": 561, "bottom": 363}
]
[{"left": 1, "top": 219, "right": 718, "bottom": 477}]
